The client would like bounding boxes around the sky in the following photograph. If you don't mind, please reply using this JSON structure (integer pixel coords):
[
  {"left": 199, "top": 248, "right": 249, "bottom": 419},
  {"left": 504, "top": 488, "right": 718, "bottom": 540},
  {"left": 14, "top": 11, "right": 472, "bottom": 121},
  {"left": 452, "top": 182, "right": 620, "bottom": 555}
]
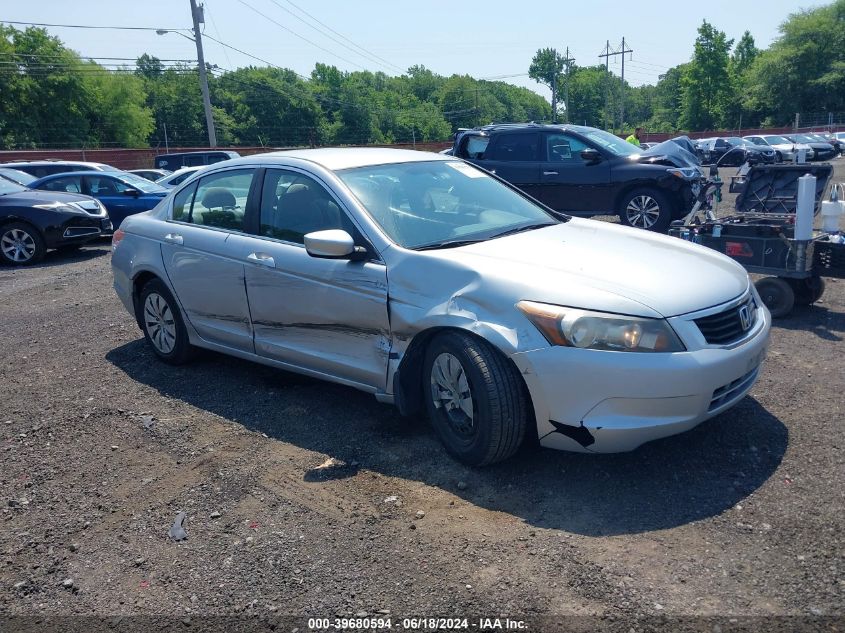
[{"left": 2, "top": 0, "right": 827, "bottom": 101}]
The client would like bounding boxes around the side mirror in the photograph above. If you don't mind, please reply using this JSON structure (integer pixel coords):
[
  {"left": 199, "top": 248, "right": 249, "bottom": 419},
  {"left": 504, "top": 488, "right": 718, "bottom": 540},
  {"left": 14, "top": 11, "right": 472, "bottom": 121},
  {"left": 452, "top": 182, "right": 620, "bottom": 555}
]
[
  {"left": 122, "top": 188, "right": 141, "bottom": 197},
  {"left": 580, "top": 148, "right": 602, "bottom": 163},
  {"left": 304, "top": 229, "right": 366, "bottom": 260}
]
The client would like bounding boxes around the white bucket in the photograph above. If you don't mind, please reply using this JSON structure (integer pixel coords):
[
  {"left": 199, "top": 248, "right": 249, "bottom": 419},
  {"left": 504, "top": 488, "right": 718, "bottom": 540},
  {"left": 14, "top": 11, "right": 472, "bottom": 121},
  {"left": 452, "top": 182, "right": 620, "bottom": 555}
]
[{"left": 820, "top": 200, "right": 844, "bottom": 233}]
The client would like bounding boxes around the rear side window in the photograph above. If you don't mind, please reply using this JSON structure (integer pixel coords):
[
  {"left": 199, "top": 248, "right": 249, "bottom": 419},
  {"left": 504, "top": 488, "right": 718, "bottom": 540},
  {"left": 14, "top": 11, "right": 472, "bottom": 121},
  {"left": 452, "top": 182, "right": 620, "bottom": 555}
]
[
  {"left": 185, "top": 155, "right": 206, "bottom": 167},
  {"left": 459, "top": 135, "right": 490, "bottom": 159},
  {"left": 41, "top": 175, "right": 82, "bottom": 193},
  {"left": 187, "top": 169, "right": 255, "bottom": 231},
  {"left": 488, "top": 133, "right": 539, "bottom": 161}
]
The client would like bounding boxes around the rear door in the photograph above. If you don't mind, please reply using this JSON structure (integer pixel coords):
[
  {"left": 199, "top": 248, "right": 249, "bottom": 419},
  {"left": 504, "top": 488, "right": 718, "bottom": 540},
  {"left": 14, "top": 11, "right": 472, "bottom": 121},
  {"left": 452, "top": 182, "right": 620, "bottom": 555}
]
[
  {"left": 159, "top": 168, "right": 259, "bottom": 352},
  {"left": 467, "top": 132, "right": 542, "bottom": 199},
  {"left": 537, "top": 132, "right": 612, "bottom": 213}
]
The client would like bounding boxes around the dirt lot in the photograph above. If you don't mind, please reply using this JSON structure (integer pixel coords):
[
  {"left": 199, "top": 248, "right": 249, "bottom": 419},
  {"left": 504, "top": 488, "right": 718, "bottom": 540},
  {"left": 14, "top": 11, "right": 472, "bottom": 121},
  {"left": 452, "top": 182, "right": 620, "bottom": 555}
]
[{"left": 0, "top": 165, "right": 843, "bottom": 629}]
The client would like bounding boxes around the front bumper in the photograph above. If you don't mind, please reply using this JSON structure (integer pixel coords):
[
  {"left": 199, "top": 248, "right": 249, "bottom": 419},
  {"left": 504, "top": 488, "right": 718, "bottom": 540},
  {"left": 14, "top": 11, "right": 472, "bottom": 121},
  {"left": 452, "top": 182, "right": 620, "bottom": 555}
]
[
  {"left": 45, "top": 216, "right": 112, "bottom": 248},
  {"left": 511, "top": 294, "right": 771, "bottom": 453}
]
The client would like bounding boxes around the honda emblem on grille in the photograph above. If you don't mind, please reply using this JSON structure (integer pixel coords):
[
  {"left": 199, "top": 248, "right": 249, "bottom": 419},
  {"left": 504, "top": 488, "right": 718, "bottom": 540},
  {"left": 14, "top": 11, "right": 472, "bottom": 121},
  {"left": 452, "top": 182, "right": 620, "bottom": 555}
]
[{"left": 739, "top": 305, "right": 751, "bottom": 331}]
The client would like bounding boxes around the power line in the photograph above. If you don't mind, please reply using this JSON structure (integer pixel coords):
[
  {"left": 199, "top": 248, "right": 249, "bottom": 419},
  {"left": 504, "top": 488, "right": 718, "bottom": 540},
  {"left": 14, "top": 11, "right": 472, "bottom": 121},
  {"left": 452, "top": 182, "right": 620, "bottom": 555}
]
[
  {"left": 0, "top": 20, "right": 187, "bottom": 32},
  {"left": 234, "top": 0, "right": 368, "bottom": 71},
  {"left": 264, "top": 0, "right": 404, "bottom": 74},
  {"left": 280, "top": 0, "right": 405, "bottom": 74}
]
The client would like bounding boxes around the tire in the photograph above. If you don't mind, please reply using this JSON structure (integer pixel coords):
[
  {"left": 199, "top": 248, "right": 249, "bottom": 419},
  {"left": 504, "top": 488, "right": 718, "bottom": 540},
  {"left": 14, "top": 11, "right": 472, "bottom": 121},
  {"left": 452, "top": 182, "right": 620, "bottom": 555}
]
[
  {"left": 788, "top": 276, "right": 825, "bottom": 306},
  {"left": 0, "top": 222, "right": 46, "bottom": 266},
  {"left": 619, "top": 188, "right": 673, "bottom": 233},
  {"left": 775, "top": 151, "right": 783, "bottom": 163},
  {"left": 755, "top": 277, "right": 795, "bottom": 318},
  {"left": 423, "top": 330, "right": 528, "bottom": 466},
  {"left": 139, "top": 278, "right": 195, "bottom": 365}
]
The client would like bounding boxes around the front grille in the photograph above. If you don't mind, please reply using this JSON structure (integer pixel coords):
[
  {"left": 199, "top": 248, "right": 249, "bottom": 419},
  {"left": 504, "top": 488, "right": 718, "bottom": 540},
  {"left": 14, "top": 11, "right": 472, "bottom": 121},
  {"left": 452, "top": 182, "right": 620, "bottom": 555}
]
[
  {"left": 694, "top": 297, "right": 757, "bottom": 345},
  {"left": 709, "top": 366, "right": 759, "bottom": 411}
]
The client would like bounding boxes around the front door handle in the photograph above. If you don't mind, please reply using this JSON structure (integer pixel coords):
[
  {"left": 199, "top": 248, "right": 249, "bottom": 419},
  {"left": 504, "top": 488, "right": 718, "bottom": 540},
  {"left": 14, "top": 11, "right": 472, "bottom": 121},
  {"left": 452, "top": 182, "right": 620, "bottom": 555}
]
[
  {"left": 163, "top": 233, "right": 183, "bottom": 245},
  {"left": 247, "top": 252, "right": 275, "bottom": 268},
  {"left": 543, "top": 171, "right": 559, "bottom": 176}
]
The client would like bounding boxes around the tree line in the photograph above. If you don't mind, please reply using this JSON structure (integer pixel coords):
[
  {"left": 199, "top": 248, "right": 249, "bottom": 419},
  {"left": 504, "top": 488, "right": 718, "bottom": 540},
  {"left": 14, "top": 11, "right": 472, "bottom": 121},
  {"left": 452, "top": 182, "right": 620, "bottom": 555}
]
[{"left": 1, "top": 0, "right": 843, "bottom": 150}]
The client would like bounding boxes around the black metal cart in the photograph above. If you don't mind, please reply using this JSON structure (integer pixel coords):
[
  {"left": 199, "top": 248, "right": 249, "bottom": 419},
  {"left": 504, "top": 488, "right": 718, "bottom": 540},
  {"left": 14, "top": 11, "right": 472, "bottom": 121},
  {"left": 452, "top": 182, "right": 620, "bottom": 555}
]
[{"left": 671, "top": 163, "right": 845, "bottom": 317}]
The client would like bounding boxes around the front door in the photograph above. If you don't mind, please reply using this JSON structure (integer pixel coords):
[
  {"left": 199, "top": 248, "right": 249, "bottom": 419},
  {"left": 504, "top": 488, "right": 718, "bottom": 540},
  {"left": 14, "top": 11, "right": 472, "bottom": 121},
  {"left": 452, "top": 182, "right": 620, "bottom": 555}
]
[
  {"left": 537, "top": 133, "right": 612, "bottom": 213},
  {"left": 233, "top": 168, "right": 390, "bottom": 390},
  {"left": 159, "top": 169, "right": 258, "bottom": 353}
]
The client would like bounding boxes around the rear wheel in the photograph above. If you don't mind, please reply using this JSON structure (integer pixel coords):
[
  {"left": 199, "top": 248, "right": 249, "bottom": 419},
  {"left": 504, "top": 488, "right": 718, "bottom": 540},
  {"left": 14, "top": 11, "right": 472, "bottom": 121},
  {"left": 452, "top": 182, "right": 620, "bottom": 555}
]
[
  {"left": 423, "top": 331, "right": 528, "bottom": 466},
  {"left": 139, "top": 278, "right": 195, "bottom": 364},
  {"left": 0, "top": 222, "right": 45, "bottom": 266},
  {"left": 619, "top": 188, "right": 673, "bottom": 233},
  {"left": 755, "top": 276, "right": 795, "bottom": 318}
]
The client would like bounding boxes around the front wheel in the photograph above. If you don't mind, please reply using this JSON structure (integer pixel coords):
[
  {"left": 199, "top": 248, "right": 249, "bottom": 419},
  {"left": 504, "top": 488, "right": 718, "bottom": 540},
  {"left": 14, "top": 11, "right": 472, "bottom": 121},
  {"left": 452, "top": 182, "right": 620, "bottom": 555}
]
[
  {"left": 423, "top": 331, "right": 529, "bottom": 466},
  {"left": 619, "top": 188, "right": 673, "bottom": 233},
  {"left": 139, "top": 278, "right": 195, "bottom": 364},
  {"left": 0, "top": 222, "right": 46, "bottom": 266}
]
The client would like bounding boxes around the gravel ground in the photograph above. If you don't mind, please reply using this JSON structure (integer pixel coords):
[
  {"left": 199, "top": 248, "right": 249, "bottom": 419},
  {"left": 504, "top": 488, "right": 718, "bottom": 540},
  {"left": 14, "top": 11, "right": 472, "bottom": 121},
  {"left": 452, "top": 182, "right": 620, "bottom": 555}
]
[{"left": 0, "top": 164, "right": 843, "bottom": 629}]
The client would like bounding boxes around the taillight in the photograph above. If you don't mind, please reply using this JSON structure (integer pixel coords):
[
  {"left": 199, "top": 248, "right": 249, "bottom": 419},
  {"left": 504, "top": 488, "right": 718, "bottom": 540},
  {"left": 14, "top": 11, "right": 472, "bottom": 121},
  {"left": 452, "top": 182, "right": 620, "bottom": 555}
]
[{"left": 112, "top": 228, "right": 126, "bottom": 250}]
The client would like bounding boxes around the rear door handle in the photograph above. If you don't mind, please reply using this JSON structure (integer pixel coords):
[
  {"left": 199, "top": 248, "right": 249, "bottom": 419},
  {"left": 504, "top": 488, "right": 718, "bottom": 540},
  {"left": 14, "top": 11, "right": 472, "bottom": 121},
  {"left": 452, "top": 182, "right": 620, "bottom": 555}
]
[
  {"left": 247, "top": 252, "right": 275, "bottom": 268},
  {"left": 163, "top": 233, "right": 183, "bottom": 245},
  {"left": 543, "top": 171, "right": 559, "bottom": 176}
]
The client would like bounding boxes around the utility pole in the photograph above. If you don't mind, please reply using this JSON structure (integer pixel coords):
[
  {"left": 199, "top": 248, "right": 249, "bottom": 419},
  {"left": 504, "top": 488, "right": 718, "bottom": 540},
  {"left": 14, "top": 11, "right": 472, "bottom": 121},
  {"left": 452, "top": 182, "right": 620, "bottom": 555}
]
[
  {"left": 551, "top": 71, "right": 557, "bottom": 123},
  {"left": 562, "top": 47, "right": 575, "bottom": 123},
  {"left": 599, "top": 38, "right": 633, "bottom": 132},
  {"left": 189, "top": 0, "right": 217, "bottom": 147},
  {"left": 600, "top": 40, "right": 610, "bottom": 130}
]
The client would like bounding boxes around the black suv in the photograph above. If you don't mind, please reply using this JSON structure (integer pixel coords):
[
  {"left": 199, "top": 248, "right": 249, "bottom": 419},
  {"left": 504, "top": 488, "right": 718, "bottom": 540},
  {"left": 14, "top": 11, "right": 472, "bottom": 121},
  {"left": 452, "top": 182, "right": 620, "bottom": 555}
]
[
  {"left": 452, "top": 124, "right": 702, "bottom": 232},
  {"left": 154, "top": 150, "right": 240, "bottom": 172}
]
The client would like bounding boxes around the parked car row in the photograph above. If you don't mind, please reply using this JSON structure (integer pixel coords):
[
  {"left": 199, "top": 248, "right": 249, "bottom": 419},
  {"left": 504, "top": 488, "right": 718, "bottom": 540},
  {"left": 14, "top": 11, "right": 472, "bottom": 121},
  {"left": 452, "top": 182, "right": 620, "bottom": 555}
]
[
  {"left": 689, "top": 133, "right": 840, "bottom": 164},
  {"left": 0, "top": 152, "right": 234, "bottom": 266}
]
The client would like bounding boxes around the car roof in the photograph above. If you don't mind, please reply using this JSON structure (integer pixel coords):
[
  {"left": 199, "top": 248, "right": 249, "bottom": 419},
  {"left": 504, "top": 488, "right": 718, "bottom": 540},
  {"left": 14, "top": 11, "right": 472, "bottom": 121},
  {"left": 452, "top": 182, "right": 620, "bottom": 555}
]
[
  {"left": 0, "top": 160, "right": 114, "bottom": 168},
  {"left": 222, "top": 148, "right": 451, "bottom": 172},
  {"left": 32, "top": 170, "right": 133, "bottom": 181}
]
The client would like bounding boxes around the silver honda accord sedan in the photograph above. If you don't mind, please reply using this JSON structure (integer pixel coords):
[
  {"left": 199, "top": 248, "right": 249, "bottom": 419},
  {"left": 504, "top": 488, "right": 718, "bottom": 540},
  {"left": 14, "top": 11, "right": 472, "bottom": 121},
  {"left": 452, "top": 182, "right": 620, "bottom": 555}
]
[{"left": 112, "top": 148, "right": 771, "bottom": 465}]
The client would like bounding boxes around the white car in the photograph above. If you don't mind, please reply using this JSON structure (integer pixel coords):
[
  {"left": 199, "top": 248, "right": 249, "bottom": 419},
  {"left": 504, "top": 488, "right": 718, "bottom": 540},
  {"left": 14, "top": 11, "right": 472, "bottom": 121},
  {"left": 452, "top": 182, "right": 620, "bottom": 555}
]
[
  {"left": 111, "top": 148, "right": 771, "bottom": 465},
  {"left": 155, "top": 166, "right": 204, "bottom": 189},
  {"left": 744, "top": 134, "right": 814, "bottom": 162}
]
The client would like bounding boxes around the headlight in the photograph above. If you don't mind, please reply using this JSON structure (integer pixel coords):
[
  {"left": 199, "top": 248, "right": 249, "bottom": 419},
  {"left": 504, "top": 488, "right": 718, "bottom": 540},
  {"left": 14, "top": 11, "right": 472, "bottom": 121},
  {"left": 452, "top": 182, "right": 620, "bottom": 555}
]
[
  {"left": 667, "top": 167, "right": 700, "bottom": 180},
  {"left": 517, "top": 301, "right": 686, "bottom": 352}
]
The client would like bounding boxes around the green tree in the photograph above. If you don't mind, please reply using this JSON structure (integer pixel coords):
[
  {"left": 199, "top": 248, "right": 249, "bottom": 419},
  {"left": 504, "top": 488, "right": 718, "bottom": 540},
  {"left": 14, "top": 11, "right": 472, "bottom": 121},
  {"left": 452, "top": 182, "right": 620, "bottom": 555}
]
[
  {"left": 744, "top": 0, "right": 845, "bottom": 125},
  {"left": 83, "top": 64, "right": 153, "bottom": 147},
  {"left": 529, "top": 48, "right": 567, "bottom": 120},
  {"left": 680, "top": 20, "right": 734, "bottom": 130}
]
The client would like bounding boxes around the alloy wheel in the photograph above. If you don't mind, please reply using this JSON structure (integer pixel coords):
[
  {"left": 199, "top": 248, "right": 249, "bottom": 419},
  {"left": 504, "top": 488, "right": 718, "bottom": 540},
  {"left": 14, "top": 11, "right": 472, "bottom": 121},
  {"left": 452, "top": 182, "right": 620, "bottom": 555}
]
[
  {"left": 429, "top": 352, "right": 474, "bottom": 437},
  {"left": 1, "top": 228, "right": 36, "bottom": 263},
  {"left": 625, "top": 195, "right": 662, "bottom": 229},
  {"left": 143, "top": 292, "right": 177, "bottom": 354}
]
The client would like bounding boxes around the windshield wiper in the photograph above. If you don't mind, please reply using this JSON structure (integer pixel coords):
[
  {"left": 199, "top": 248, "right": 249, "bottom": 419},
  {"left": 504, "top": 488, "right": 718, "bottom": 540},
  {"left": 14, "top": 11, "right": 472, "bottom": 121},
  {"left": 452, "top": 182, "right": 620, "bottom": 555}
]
[
  {"left": 487, "top": 221, "right": 557, "bottom": 239},
  {"left": 414, "top": 238, "right": 488, "bottom": 251}
]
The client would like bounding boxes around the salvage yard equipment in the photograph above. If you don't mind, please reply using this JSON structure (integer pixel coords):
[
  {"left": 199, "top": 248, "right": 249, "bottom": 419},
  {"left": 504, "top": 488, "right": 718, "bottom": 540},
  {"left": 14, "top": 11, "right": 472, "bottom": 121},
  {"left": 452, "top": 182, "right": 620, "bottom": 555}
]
[{"left": 672, "top": 163, "right": 845, "bottom": 317}]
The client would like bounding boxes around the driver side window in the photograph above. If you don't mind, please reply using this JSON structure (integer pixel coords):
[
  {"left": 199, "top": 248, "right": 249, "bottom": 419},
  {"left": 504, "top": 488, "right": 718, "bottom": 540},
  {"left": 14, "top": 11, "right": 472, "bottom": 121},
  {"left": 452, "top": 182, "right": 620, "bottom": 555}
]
[
  {"left": 546, "top": 134, "right": 589, "bottom": 162},
  {"left": 259, "top": 169, "right": 355, "bottom": 244}
]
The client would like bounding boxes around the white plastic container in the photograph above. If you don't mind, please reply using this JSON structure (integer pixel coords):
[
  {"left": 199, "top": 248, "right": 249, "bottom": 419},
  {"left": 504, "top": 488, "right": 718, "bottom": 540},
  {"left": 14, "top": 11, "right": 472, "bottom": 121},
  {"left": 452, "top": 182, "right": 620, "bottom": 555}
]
[
  {"left": 795, "top": 174, "right": 816, "bottom": 241},
  {"left": 820, "top": 200, "right": 844, "bottom": 233}
]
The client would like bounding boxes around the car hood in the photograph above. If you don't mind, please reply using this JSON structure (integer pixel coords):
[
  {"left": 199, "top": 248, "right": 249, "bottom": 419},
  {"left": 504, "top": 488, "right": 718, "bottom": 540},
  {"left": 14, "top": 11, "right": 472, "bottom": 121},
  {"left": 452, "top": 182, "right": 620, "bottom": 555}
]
[
  {"left": 423, "top": 219, "right": 749, "bottom": 318},
  {"left": 0, "top": 189, "right": 98, "bottom": 206},
  {"left": 638, "top": 136, "right": 701, "bottom": 169}
]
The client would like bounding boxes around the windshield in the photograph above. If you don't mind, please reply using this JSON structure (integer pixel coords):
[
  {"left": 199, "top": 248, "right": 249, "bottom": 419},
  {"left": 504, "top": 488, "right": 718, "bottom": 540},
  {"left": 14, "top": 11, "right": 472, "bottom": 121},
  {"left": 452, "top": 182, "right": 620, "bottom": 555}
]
[
  {"left": 726, "top": 137, "right": 747, "bottom": 146},
  {"left": 338, "top": 160, "right": 559, "bottom": 249},
  {"left": 0, "top": 179, "right": 27, "bottom": 195},
  {"left": 791, "top": 134, "right": 816, "bottom": 143},
  {"left": 581, "top": 129, "right": 639, "bottom": 156},
  {"left": 118, "top": 172, "right": 168, "bottom": 193},
  {"left": 763, "top": 135, "right": 790, "bottom": 144},
  {"left": 0, "top": 168, "right": 35, "bottom": 185}
]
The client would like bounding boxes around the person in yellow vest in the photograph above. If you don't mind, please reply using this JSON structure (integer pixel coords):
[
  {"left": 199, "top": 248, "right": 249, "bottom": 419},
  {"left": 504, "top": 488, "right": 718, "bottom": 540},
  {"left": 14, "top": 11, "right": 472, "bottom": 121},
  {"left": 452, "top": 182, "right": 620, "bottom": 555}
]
[{"left": 625, "top": 127, "right": 643, "bottom": 147}]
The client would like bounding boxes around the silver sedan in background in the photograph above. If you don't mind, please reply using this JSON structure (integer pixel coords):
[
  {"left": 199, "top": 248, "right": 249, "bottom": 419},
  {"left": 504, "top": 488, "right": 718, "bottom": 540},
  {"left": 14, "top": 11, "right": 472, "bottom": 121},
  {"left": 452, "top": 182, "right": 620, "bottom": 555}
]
[{"left": 112, "top": 149, "right": 770, "bottom": 465}]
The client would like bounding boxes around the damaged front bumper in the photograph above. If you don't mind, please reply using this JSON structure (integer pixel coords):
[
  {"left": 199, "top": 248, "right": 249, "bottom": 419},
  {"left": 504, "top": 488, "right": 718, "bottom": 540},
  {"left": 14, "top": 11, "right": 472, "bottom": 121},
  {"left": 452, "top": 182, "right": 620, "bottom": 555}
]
[{"left": 510, "top": 307, "right": 770, "bottom": 453}]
